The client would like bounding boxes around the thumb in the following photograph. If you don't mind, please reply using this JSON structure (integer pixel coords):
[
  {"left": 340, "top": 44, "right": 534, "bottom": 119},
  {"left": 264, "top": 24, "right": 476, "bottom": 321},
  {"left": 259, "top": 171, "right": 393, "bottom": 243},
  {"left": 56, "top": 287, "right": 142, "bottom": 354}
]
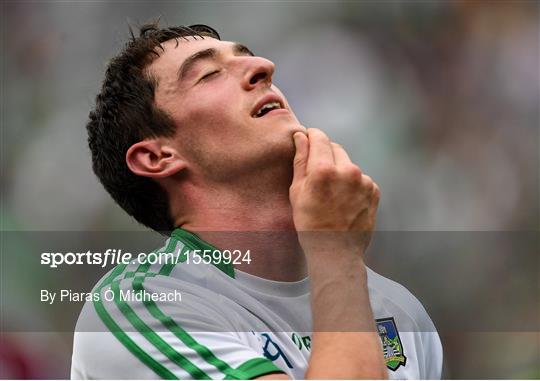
[{"left": 292, "top": 132, "right": 308, "bottom": 183}]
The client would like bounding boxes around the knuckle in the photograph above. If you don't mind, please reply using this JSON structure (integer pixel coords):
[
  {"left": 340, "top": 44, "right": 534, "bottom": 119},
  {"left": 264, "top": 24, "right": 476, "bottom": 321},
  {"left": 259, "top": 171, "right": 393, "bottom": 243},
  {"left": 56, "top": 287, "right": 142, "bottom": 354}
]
[
  {"left": 308, "top": 128, "right": 329, "bottom": 141},
  {"left": 289, "top": 185, "right": 303, "bottom": 201},
  {"left": 289, "top": 183, "right": 297, "bottom": 193},
  {"left": 344, "top": 164, "right": 362, "bottom": 179},
  {"left": 362, "top": 174, "right": 373, "bottom": 185},
  {"left": 307, "top": 127, "right": 320, "bottom": 137},
  {"left": 293, "top": 157, "right": 306, "bottom": 168},
  {"left": 373, "top": 184, "right": 381, "bottom": 199},
  {"left": 313, "top": 164, "right": 336, "bottom": 181}
]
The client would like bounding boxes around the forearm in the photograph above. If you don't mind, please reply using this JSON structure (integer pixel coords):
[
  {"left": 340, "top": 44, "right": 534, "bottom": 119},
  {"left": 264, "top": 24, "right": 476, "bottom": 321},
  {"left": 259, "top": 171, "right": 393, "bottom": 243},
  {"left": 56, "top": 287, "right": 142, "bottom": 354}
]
[
  {"left": 306, "top": 255, "right": 387, "bottom": 379},
  {"left": 289, "top": 129, "right": 386, "bottom": 379}
]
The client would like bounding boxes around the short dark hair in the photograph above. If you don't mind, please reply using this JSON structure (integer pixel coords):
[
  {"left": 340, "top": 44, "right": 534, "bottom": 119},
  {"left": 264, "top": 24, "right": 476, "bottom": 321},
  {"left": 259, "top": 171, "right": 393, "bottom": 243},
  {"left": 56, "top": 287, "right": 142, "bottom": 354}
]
[{"left": 87, "top": 22, "right": 220, "bottom": 234}]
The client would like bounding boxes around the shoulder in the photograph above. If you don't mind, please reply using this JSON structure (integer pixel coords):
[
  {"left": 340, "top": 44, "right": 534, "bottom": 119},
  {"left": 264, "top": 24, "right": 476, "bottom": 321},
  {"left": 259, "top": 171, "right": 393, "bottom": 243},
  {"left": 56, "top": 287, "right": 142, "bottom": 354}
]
[
  {"left": 71, "top": 262, "right": 276, "bottom": 379},
  {"left": 75, "top": 261, "right": 237, "bottom": 334},
  {"left": 366, "top": 267, "right": 436, "bottom": 332},
  {"left": 366, "top": 267, "right": 443, "bottom": 379}
]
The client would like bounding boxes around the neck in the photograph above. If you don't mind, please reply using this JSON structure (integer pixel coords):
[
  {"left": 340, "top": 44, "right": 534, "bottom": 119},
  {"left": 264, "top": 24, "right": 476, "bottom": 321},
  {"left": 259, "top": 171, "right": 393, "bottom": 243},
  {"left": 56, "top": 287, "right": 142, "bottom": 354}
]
[{"left": 170, "top": 167, "right": 307, "bottom": 282}]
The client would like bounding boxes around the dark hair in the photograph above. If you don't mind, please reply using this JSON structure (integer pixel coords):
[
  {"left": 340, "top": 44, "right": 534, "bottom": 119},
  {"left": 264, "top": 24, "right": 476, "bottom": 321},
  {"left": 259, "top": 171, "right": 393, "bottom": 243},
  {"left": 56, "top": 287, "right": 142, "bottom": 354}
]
[{"left": 87, "top": 22, "right": 220, "bottom": 234}]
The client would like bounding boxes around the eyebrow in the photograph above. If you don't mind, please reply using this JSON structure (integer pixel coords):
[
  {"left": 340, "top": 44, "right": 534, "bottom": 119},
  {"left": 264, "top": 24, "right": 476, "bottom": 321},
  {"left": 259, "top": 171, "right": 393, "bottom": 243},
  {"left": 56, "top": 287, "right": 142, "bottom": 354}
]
[{"left": 177, "top": 43, "right": 255, "bottom": 80}]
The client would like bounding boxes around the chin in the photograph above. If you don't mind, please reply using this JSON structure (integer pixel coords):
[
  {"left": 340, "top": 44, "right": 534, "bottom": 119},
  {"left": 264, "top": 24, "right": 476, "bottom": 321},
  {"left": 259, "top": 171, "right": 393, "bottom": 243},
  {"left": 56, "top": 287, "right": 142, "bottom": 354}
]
[
  {"left": 287, "top": 120, "right": 307, "bottom": 134},
  {"left": 276, "top": 131, "right": 298, "bottom": 160}
]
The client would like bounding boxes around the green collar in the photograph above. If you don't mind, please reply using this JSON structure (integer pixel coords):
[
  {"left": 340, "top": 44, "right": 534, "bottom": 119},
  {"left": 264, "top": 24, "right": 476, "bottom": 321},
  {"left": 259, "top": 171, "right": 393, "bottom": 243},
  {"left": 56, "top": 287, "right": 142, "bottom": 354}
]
[{"left": 171, "top": 228, "right": 235, "bottom": 278}]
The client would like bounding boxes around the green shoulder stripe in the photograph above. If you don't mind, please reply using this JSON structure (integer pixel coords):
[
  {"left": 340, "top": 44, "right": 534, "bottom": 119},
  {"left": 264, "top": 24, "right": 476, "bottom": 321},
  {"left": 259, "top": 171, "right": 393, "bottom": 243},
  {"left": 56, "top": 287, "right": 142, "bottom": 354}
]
[
  {"left": 132, "top": 273, "right": 245, "bottom": 379},
  {"left": 93, "top": 263, "right": 179, "bottom": 379},
  {"left": 93, "top": 232, "right": 244, "bottom": 379},
  {"left": 159, "top": 244, "right": 190, "bottom": 276},
  {"left": 128, "top": 236, "right": 181, "bottom": 278},
  {"left": 225, "top": 357, "right": 284, "bottom": 380},
  {"left": 172, "top": 228, "right": 235, "bottom": 278},
  {"left": 110, "top": 278, "right": 211, "bottom": 380},
  {"left": 93, "top": 290, "right": 178, "bottom": 379}
]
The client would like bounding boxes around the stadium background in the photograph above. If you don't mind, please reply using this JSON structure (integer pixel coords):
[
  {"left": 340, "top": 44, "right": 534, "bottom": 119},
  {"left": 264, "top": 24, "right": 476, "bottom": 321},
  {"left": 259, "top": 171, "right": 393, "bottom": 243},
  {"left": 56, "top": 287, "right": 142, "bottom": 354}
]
[{"left": 1, "top": 0, "right": 538, "bottom": 379}]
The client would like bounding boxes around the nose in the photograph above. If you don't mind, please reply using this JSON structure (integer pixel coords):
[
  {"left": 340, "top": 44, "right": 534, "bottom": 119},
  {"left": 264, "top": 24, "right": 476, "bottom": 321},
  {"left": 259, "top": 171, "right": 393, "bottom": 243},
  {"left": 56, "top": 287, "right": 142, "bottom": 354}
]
[{"left": 241, "top": 56, "right": 275, "bottom": 90}]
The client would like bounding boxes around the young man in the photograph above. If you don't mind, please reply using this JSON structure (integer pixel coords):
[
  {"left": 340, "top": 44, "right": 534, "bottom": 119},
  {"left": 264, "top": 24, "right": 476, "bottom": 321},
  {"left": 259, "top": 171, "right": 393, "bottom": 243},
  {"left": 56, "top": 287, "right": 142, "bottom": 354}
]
[{"left": 72, "top": 24, "right": 442, "bottom": 379}]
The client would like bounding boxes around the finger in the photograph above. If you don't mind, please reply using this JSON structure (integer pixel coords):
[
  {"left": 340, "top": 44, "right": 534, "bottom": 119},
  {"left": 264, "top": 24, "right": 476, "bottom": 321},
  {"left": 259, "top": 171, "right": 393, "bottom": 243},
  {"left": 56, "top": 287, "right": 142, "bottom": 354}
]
[
  {"left": 331, "top": 142, "right": 352, "bottom": 167},
  {"left": 374, "top": 183, "right": 381, "bottom": 200},
  {"left": 361, "top": 174, "right": 374, "bottom": 190},
  {"left": 307, "top": 128, "right": 334, "bottom": 172},
  {"left": 369, "top": 183, "right": 381, "bottom": 219},
  {"left": 292, "top": 132, "right": 309, "bottom": 183}
]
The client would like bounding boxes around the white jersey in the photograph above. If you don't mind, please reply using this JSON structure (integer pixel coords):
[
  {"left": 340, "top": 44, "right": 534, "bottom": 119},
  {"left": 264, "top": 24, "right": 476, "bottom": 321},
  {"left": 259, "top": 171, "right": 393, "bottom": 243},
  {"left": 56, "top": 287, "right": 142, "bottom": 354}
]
[{"left": 71, "top": 228, "right": 443, "bottom": 379}]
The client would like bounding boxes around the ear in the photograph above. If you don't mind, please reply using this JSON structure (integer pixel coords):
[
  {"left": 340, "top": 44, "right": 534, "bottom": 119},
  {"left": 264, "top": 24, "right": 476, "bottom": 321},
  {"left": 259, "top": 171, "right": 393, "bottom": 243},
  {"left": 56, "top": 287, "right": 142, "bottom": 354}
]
[{"left": 126, "top": 139, "right": 187, "bottom": 179}]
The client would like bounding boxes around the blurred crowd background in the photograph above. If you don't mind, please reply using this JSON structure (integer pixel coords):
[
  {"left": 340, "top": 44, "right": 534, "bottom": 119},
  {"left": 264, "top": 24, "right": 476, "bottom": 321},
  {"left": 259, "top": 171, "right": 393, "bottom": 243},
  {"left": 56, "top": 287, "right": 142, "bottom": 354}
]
[{"left": 1, "top": 0, "right": 538, "bottom": 379}]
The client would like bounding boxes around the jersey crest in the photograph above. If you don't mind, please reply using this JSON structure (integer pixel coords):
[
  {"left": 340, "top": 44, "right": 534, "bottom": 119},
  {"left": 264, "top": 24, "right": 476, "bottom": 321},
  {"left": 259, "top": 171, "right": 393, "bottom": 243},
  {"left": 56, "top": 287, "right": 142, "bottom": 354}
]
[{"left": 376, "top": 317, "right": 407, "bottom": 371}]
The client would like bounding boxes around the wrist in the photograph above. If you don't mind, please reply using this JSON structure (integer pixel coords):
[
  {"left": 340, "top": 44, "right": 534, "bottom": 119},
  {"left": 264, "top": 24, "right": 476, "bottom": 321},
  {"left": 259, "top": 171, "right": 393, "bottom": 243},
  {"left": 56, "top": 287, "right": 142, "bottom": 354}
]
[
  {"left": 305, "top": 245, "right": 367, "bottom": 274},
  {"left": 297, "top": 230, "right": 371, "bottom": 262},
  {"left": 308, "top": 263, "right": 373, "bottom": 332}
]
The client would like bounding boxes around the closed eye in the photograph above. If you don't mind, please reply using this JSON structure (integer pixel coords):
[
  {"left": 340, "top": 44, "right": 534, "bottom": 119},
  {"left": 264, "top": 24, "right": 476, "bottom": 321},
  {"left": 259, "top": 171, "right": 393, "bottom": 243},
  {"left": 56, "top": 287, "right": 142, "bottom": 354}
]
[{"left": 199, "top": 70, "right": 220, "bottom": 82}]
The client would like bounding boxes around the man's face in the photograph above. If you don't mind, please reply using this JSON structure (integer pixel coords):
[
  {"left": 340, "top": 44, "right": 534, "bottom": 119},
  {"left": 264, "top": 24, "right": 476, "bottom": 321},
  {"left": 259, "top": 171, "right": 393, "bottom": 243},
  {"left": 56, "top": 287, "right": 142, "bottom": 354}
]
[{"left": 147, "top": 36, "right": 305, "bottom": 181}]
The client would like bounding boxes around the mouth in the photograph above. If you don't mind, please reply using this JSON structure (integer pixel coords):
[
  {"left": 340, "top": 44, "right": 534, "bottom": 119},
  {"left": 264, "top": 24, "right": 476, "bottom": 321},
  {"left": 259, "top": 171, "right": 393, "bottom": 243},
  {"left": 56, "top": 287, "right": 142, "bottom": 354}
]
[{"left": 251, "top": 95, "right": 286, "bottom": 118}]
